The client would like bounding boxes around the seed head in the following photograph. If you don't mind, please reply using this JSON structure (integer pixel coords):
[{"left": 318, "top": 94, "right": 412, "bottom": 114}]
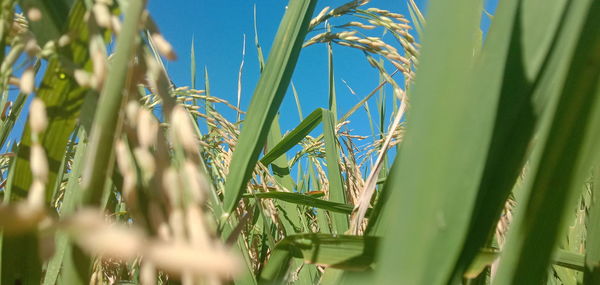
[
  {"left": 137, "top": 108, "right": 158, "bottom": 148},
  {"left": 58, "top": 34, "right": 71, "bottom": 47},
  {"left": 151, "top": 33, "right": 177, "bottom": 61},
  {"left": 171, "top": 106, "right": 198, "bottom": 153},
  {"left": 30, "top": 144, "right": 49, "bottom": 182},
  {"left": 183, "top": 161, "right": 206, "bottom": 204},
  {"left": 92, "top": 3, "right": 111, "bottom": 28},
  {"left": 27, "top": 180, "right": 46, "bottom": 210},
  {"left": 29, "top": 98, "right": 48, "bottom": 133},
  {"left": 145, "top": 242, "right": 240, "bottom": 277},
  {"left": 20, "top": 67, "right": 35, "bottom": 94},
  {"left": 27, "top": 8, "right": 42, "bottom": 22},
  {"left": 74, "top": 69, "right": 92, "bottom": 87}
]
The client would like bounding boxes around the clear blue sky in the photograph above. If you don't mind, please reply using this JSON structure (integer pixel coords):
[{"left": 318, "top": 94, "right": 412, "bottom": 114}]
[{"left": 148, "top": 0, "right": 498, "bottom": 139}]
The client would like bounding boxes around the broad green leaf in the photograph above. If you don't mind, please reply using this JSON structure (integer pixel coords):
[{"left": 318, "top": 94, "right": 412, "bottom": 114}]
[
  {"left": 494, "top": 1, "right": 600, "bottom": 283},
  {"left": 259, "top": 234, "right": 378, "bottom": 284},
  {"left": 373, "top": 0, "right": 484, "bottom": 284},
  {"left": 555, "top": 250, "right": 586, "bottom": 272},
  {"left": 454, "top": 0, "right": 582, "bottom": 277}
]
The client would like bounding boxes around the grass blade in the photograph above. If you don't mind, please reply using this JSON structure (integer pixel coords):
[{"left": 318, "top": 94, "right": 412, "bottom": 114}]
[
  {"left": 260, "top": 108, "right": 322, "bottom": 166},
  {"left": 266, "top": 116, "right": 304, "bottom": 233},
  {"left": 222, "top": 0, "right": 318, "bottom": 215},
  {"left": 244, "top": 191, "right": 361, "bottom": 215},
  {"left": 259, "top": 234, "right": 378, "bottom": 284},
  {"left": 322, "top": 109, "right": 348, "bottom": 233},
  {"left": 191, "top": 37, "right": 196, "bottom": 89}
]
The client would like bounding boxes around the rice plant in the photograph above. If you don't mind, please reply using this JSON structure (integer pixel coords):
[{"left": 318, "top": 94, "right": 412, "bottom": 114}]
[{"left": 0, "top": 0, "right": 598, "bottom": 284}]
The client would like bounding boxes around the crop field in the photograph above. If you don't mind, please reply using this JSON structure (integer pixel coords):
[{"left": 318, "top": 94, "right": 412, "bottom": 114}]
[{"left": 0, "top": 0, "right": 598, "bottom": 284}]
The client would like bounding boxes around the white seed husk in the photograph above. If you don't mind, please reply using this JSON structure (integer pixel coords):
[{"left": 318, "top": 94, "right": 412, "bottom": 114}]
[
  {"left": 92, "top": 3, "right": 111, "bottom": 28},
  {"left": 29, "top": 98, "right": 48, "bottom": 133},
  {"left": 171, "top": 106, "right": 197, "bottom": 153},
  {"left": 27, "top": 180, "right": 46, "bottom": 210},
  {"left": 58, "top": 34, "right": 71, "bottom": 47},
  {"left": 27, "top": 8, "right": 42, "bottom": 22},
  {"left": 20, "top": 67, "right": 35, "bottom": 94},
  {"left": 137, "top": 108, "right": 158, "bottom": 148},
  {"left": 30, "top": 144, "right": 49, "bottom": 182},
  {"left": 125, "top": 100, "right": 140, "bottom": 127},
  {"left": 151, "top": 33, "right": 177, "bottom": 61},
  {"left": 145, "top": 242, "right": 240, "bottom": 277},
  {"left": 183, "top": 161, "right": 206, "bottom": 204},
  {"left": 73, "top": 69, "right": 92, "bottom": 87}
]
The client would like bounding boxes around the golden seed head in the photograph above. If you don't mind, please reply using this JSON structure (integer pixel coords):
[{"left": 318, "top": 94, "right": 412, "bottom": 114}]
[
  {"left": 337, "top": 31, "right": 357, "bottom": 40},
  {"left": 357, "top": 38, "right": 371, "bottom": 45},
  {"left": 344, "top": 36, "right": 360, "bottom": 42},
  {"left": 316, "top": 6, "right": 330, "bottom": 19}
]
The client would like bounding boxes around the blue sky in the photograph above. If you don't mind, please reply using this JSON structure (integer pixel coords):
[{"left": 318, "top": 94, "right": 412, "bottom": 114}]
[
  {"left": 148, "top": 0, "right": 498, "bottom": 140},
  {"left": 148, "top": 0, "right": 422, "bottom": 138}
]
